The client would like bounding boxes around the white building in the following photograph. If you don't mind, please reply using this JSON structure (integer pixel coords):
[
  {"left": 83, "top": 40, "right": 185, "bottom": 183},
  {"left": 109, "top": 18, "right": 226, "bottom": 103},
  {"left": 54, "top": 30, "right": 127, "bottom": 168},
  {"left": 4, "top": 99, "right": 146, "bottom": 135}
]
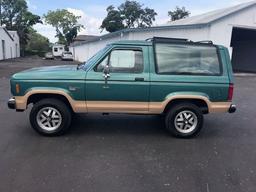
[
  {"left": 70, "top": 1, "right": 256, "bottom": 72},
  {"left": 0, "top": 27, "right": 20, "bottom": 60}
]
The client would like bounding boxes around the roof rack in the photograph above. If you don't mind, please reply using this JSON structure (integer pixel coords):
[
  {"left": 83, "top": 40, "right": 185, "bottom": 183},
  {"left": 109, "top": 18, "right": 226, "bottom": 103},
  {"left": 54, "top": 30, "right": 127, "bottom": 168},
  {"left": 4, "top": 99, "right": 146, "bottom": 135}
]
[
  {"left": 152, "top": 37, "right": 188, "bottom": 43},
  {"left": 148, "top": 36, "right": 214, "bottom": 45},
  {"left": 195, "top": 40, "right": 213, "bottom": 44},
  {"left": 145, "top": 38, "right": 153, "bottom": 42}
]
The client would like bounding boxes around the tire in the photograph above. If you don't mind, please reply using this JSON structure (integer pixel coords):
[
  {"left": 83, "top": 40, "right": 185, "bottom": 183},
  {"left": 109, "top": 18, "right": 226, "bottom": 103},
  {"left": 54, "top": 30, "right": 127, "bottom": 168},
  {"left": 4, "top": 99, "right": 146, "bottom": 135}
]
[
  {"left": 30, "top": 98, "right": 72, "bottom": 136},
  {"left": 165, "top": 103, "right": 203, "bottom": 138}
]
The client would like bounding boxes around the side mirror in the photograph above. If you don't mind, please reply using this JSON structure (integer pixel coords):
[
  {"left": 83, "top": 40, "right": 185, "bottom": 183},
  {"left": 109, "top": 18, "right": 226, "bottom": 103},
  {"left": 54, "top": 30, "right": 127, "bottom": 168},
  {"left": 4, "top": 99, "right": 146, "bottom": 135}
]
[{"left": 103, "top": 65, "right": 110, "bottom": 79}]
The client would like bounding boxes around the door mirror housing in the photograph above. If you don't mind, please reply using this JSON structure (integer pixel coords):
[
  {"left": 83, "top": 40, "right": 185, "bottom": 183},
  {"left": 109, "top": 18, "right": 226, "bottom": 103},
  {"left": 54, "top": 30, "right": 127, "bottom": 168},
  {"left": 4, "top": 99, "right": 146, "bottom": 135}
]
[{"left": 103, "top": 65, "right": 110, "bottom": 79}]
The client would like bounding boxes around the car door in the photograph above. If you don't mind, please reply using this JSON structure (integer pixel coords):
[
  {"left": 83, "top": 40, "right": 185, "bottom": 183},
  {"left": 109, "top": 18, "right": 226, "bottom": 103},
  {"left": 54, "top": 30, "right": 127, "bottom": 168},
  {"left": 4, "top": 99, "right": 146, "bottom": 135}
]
[{"left": 85, "top": 45, "right": 150, "bottom": 113}]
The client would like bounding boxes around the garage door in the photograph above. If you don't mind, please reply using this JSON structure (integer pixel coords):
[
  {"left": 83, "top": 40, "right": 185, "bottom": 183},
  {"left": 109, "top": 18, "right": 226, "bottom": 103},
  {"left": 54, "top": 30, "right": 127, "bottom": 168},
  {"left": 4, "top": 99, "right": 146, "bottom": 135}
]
[{"left": 231, "top": 27, "right": 256, "bottom": 73}]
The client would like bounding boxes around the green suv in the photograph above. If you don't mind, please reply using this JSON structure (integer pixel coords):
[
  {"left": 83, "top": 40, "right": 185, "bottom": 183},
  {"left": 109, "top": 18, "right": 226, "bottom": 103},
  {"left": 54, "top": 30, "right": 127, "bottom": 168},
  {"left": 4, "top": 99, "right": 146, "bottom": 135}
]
[{"left": 8, "top": 37, "right": 236, "bottom": 138}]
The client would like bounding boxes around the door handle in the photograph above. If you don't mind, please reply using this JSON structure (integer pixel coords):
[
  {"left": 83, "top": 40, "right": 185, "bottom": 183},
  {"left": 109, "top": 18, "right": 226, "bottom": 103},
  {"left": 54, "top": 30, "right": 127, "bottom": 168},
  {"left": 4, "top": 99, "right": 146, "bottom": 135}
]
[
  {"left": 103, "top": 73, "right": 110, "bottom": 89},
  {"left": 135, "top": 77, "right": 144, "bottom": 82}
]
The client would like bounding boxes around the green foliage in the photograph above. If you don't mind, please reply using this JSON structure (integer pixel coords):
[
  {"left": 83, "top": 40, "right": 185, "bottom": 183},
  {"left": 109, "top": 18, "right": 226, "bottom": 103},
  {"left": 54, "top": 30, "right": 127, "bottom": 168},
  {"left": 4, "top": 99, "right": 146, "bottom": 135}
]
[
  {"left": 100, "top": 6, "right": 125, "bottom": 33},
  {"left": 25, "top": 29, "right": 50, "bottom": 56},
  {"left": 0, "top": 0, "right": 42, "bottom": 55},
  {"left": 44, "top": 9, "right": 84, "bottom": 45},
  {"left": 118, "top": 0, "right": 157, "bottom": 28},
  {"left": 100, "top": 0, "right": 157, "bottom": 33},
  {"left": 139, "top": 7, "right": 158, "bottom": 28},
  {"left": 168, "top": 6, "right": 190, "bottom": 21}
]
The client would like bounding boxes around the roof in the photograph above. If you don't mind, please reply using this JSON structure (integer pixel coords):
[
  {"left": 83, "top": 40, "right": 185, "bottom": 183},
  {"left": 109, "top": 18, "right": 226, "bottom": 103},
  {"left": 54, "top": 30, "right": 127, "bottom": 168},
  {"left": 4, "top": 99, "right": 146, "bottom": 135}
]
[
  {"left": 8, "top": 31, "right": 19, "bottom": 39},
  {"left": 53, "top": 44, "right": 65, "bottom": 47},
  {"left": 70, "top": 35, "right": 99, "bottom": 46},
  {"left": 70, "top": 23, "right": 206, "bottom": 47},
  {"left": 70, "top": 1, "right": 256, "bottom": 47},
  {"left": 74, "top": 35, "right": 99, "bottom": 42},
  {"left": 168, "top": 0, "right": 256, "bottom": 26},
  {"left": 0, "top": 26, "right": 14, "bottom": 41}
]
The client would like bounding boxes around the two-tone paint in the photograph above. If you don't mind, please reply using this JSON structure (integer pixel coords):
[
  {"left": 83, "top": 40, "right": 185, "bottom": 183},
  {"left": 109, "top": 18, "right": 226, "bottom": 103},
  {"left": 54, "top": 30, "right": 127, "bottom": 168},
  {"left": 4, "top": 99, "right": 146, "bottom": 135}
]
[{"left": 10, "top": 41, "right": 234, "bottom": 114}]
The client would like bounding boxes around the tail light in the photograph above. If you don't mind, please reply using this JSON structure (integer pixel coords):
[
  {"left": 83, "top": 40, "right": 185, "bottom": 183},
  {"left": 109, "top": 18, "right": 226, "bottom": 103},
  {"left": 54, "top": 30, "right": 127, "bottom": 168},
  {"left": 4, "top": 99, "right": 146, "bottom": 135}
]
[{"left": 228, "top": 83, "right": 234, "bottom": 101}]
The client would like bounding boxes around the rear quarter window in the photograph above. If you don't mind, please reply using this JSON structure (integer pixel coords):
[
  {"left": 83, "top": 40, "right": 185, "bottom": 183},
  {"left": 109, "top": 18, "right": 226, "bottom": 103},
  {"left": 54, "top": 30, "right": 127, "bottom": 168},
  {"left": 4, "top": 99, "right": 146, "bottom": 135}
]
[{"left": 155, "top": 43, "right": 221, "bottom": 75}]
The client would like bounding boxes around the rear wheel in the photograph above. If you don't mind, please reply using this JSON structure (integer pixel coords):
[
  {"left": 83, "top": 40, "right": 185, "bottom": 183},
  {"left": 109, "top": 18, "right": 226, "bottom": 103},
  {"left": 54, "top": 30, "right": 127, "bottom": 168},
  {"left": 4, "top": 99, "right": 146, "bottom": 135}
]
[
  {"left": 165, "top": 103, "right": 203, "bottom": 138},
  {"left": 30, "top": 98, "right": 72, "bottom": 136}
]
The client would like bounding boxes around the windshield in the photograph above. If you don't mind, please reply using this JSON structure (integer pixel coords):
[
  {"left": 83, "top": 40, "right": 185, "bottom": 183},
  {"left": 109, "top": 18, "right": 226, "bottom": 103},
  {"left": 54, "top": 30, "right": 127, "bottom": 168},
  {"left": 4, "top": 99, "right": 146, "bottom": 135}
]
[{"left": 79, "top": 46, "right": 110, "bottom": 71}]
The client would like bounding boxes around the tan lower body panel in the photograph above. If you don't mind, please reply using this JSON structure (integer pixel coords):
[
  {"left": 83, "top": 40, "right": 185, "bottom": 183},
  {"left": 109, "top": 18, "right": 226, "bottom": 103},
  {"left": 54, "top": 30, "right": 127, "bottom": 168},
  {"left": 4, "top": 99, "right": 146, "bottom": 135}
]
[
  {"left": 208, "top": 102, "right": 231, "bottom": 113},
  {"left": 14, "top": 90, "right": 231, "bottom": 114},
  {"left": 86, "top": 101, "right": 150, "bottom": 114},
  {"left": 14, "top": 90, "right": 87, "bottom": 113},
  {"left": 86, "top": 101, "right": 231, "bottom": 114}
]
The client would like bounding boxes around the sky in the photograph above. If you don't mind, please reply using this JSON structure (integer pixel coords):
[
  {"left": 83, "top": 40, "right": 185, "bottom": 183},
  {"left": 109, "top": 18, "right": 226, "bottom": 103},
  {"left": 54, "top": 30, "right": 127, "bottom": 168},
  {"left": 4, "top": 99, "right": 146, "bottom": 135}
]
[{"left": 26, "top": 0, "right": 253, "bottom": 42}]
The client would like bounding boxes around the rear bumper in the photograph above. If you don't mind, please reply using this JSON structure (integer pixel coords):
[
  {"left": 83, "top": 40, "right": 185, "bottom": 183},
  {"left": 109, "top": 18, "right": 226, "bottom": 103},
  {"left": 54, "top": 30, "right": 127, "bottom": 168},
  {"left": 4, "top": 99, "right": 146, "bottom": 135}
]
[
  {"left": 7, "top": 97, "right": 16, "bottom": 109},
  {"left": 229, "top": 104, "right": 237, "bottom": 113}
]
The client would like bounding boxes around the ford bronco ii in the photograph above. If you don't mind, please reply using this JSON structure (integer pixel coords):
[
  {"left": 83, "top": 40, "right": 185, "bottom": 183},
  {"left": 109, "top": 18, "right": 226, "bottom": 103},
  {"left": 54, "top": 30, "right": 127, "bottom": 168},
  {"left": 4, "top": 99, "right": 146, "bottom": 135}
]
[{"left": 8, "top": 37, "right": 236, "bottom": 138}]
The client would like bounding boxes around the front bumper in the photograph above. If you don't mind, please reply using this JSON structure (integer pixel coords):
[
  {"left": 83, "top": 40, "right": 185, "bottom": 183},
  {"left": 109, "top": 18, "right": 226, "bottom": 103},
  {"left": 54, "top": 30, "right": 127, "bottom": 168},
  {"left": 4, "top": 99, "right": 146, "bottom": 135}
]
[
  {"left": 8, "top": 97, "right": 16, "bottom": 109},
  {"left": 229, "top": 104, "right": 237, "bottom": 113}
]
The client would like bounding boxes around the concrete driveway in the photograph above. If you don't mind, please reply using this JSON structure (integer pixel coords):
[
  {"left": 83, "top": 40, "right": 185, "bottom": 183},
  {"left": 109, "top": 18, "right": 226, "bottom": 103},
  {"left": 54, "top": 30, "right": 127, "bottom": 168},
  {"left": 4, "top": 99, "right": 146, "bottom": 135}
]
[{"left": 0, "top": 57, "right": 256, "bottom": 192}]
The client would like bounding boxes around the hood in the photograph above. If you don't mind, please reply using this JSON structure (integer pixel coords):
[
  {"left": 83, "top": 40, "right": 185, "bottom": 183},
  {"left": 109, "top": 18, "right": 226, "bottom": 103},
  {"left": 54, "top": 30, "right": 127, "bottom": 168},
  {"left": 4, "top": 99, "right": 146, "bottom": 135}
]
[{"left": 12, "top": 65, "right": 85, "bottom": 80}]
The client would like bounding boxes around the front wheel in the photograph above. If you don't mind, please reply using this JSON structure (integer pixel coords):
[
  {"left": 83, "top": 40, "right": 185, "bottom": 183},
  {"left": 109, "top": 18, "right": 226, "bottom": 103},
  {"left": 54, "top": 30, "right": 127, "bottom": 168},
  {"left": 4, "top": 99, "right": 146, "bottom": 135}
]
[
  {"left": 30, "top": 98, "right": 72, "bottom": 136},
  {"left": 165, "top": 103, "right": 203, "bottom": 138}
]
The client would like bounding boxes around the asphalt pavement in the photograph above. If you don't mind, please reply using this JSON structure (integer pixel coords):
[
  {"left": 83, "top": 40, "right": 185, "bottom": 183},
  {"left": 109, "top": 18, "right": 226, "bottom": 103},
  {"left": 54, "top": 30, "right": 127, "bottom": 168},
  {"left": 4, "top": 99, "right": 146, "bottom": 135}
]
[{"left": 0, "top": 57, "right": 255, "bottom": 192}]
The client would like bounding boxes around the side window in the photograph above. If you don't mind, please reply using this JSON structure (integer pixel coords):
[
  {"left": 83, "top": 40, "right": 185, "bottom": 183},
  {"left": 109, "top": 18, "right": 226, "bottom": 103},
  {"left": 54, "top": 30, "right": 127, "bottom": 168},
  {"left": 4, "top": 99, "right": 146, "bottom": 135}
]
[
  {"left": 96, "top": 55, "right": 109, "bottom": 72},
  {"left": 95, "top": 49, "right": 143, "bottom": 73},
  {"left": 155, "top": 43, "right": 221, "bottom": 75}
]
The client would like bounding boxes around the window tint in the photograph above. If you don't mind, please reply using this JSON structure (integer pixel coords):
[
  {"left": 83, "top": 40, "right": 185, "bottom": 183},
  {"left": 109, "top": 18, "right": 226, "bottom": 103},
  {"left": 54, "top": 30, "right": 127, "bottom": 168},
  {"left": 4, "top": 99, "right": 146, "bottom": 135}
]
[
  {"left": 155, "top": 43, "right": 221, "bottom": 75},
  {"left": 95, "top": 49, "right": 143, "bottom": 73}
]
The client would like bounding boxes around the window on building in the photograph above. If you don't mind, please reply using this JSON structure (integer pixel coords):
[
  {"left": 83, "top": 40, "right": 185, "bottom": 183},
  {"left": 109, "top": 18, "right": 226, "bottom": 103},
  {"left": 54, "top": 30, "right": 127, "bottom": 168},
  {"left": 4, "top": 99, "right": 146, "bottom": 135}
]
[{"left": 155, "top": 43, "right": 221, "bottom": 75}]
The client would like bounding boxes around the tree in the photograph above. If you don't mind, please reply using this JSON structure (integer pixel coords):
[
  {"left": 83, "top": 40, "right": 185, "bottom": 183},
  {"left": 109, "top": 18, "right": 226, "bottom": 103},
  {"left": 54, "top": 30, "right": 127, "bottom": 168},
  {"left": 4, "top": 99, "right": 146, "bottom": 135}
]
[
  {"left": 100, "top": 0, "right": 157, "bottom": 33},
  {"left": 118, "top": 0, "right": 143, "bottom": 28},
  {"left": 0, "top": 0, "right": 42, "bottom": 55},
  {"left": 44, "top": 9, "right": 84, "bottom": 45},
  {"left": 119, "top": 0, "right": 157, "bottom": 28},
  {"left": 139, "top": 7, "right": 157, "bottom": 28},
  {"left": 100, "top": 6, "right": 125, "bottom": 33},
  {"left": 168, "top": 6, "right": 190, "bottom": 21},
  {"left": 26, "top": 29, "right": 50, "bottom": 54}
]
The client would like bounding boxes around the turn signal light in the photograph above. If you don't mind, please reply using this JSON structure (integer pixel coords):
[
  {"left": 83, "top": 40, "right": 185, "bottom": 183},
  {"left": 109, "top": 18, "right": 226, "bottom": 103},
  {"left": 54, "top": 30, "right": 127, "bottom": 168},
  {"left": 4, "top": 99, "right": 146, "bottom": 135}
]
[{"left": 16, "top": 84, "right": 20, "bottom": 94}]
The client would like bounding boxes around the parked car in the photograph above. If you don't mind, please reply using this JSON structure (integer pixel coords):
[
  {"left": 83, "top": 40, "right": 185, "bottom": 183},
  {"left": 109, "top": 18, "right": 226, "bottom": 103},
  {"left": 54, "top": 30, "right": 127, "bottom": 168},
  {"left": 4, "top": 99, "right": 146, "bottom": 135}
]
[
  {"left": 61, "top": 51, "right": 73, "bottom": 61},
  {"left": 45, "top": 52, "right": 54, "bottom": 60},
  {"left": 8, "top": 37, "right": 236, "bottom": 138}
]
